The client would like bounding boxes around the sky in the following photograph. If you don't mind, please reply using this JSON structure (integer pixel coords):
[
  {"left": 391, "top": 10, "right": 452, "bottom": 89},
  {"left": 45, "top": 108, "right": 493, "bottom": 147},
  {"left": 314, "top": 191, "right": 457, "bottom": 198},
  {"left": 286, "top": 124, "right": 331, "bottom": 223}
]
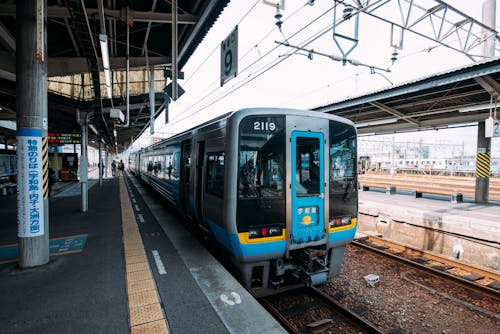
[{"left": 129, "top": 0, "right": 500, "bottom": 156}]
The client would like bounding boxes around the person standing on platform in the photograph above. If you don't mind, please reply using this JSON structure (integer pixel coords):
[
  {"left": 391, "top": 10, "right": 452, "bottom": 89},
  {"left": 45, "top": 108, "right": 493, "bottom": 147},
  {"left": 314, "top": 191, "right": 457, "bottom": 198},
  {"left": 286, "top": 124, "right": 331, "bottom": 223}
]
[
  {"left": 118, "top": 160, "right": 125, "bottom": 176},
  {"left": 111, "top": 160, "right": 117, "bottom": 177}
]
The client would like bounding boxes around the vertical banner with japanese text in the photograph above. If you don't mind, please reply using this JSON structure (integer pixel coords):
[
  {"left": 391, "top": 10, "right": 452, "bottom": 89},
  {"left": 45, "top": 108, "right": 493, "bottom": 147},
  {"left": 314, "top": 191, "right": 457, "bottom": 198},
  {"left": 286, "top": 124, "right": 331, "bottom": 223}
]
[{"left": 17, "top": 128, "right": 45, "bottom": 237}]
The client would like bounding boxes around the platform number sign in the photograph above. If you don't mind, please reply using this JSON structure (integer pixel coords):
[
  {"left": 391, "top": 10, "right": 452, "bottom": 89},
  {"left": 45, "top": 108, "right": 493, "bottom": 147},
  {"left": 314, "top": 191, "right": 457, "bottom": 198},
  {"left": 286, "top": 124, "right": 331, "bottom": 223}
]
[{"left": 221, "top": 26, "right": 238, "bottom": 86}]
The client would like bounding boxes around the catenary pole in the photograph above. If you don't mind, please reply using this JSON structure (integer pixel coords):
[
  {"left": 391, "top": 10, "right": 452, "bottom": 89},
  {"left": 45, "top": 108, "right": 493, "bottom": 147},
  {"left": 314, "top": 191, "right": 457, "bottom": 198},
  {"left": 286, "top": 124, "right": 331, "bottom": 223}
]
[{"left": 475, "top": 0, "right": 496, "bottom": 204}]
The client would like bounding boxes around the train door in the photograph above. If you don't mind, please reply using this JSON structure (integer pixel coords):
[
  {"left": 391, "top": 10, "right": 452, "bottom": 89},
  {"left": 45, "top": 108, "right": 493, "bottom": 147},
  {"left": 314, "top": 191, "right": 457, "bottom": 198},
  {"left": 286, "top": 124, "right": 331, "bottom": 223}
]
[
  {"left": 195, "top": 141, "right": 208, "bottom": 231},
  {"left": 290, "top": 131, "right": 325, "bottom": 244},
  {"left": 180, "top": 140, "right": 192, "bottom": 218}
]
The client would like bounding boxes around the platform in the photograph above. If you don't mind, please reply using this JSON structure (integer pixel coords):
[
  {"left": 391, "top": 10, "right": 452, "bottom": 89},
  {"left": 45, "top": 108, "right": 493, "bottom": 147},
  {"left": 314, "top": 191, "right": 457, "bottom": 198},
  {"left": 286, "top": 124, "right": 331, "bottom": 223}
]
[
  {"left": 358, "top": 190, "right": 500, "bottom": 271},
  {"left": 0, "top": 172, "right": 286, "bottom": 334}
]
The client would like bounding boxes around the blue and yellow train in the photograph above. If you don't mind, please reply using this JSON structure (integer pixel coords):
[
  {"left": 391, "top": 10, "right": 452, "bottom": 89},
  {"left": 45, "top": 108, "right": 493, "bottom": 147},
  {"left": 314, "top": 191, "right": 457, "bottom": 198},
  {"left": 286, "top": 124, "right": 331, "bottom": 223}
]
[{"left": 129, "top": 108, "right": 358, "bottom": 297}]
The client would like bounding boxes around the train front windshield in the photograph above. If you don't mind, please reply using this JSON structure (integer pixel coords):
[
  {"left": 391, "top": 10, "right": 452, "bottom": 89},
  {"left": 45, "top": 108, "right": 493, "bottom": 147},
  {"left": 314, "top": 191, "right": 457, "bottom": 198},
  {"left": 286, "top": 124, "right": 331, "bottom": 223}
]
[
  {"left": 237, "top": 116, "right": 286, "bottom": 234},
  {"left": 329, "top": 122, "right": 357, "bottom": 221}
]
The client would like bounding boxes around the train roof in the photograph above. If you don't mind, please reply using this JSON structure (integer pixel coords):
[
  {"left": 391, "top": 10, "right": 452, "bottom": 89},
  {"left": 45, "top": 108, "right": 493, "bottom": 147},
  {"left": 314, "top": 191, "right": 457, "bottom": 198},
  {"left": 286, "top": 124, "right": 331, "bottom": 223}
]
[{"left": 135, "top": 107, "right": 356, "bottom": 153}]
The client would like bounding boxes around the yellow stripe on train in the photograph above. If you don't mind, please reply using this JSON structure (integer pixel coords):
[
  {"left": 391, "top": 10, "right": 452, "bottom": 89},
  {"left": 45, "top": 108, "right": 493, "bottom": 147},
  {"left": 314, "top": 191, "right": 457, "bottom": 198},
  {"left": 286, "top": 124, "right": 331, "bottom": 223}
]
[{"left": 328, "top": 218, "right": 357, "bottom": 233}]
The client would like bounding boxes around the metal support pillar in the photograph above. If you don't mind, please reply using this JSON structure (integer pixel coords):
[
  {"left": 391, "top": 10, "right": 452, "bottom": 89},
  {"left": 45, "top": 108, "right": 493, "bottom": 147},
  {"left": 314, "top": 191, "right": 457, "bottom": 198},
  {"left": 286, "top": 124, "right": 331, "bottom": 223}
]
[
  {"left": 53, "top": 146, "right": 59, "bottom": 180},
  {"left": 105, "top": 151, "right": 109, "bottom": 178},
  {"left": 80, "top": 116, "right": 89, "bottom": 212},
  {"left": 149, "top": 66, "right": 155, "bottom": 135},
  {"left": 98, "top": 141, "right": 103, "bottom": 187},
  {"left": 171, "top": 0, "right": 178, "bottom": 100},
  {"left": 16, "top": 0, "right": 49, "bottom": 268}
]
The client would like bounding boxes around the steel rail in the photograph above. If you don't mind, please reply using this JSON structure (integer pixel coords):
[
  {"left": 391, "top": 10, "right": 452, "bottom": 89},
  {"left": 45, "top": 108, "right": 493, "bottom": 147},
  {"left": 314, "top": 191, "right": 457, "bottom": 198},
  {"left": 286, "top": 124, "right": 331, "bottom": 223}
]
[
  {"left": 307, "top": 287, "right": 385, "bottom": 334},
  {"left": 260, "top": 287, "right": 385, "bottom": 334},
  {"left": 352, "top": 238, "right": 500, "bottom": 299}
]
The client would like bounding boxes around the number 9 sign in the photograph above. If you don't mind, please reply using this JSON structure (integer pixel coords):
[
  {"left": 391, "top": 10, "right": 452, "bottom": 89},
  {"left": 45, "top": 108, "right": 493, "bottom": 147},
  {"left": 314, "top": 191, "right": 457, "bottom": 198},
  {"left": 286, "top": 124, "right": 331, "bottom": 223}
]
[{"left": 221, "top": 26, "right": 238, "bottom": 86}]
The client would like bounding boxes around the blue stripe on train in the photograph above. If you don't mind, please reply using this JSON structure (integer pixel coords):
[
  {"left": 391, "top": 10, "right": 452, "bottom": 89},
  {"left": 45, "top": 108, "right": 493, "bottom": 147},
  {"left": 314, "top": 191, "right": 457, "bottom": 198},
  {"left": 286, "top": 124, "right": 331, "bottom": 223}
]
[{"left": 206, "top": 220, "right": 286, "bottom": 257}]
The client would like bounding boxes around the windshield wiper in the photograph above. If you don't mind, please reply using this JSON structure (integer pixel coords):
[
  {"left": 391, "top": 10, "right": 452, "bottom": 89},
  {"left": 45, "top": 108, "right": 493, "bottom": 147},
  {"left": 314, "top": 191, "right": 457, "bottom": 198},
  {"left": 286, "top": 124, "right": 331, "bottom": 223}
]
[{"left": 244, "top": 170, "right": 271, "bottom": 209}]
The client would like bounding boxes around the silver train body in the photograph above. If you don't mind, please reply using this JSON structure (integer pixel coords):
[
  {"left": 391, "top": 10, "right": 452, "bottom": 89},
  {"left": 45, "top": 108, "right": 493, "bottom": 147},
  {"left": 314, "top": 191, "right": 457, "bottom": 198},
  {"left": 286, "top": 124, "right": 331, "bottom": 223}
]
[{"left": 129, "top": 108, "right": 358, "bottom": 297}]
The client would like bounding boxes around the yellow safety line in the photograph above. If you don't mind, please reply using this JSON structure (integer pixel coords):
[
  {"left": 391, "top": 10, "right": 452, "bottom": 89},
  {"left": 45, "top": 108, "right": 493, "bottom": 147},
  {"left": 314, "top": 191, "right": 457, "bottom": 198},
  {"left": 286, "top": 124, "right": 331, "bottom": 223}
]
[{"left": 119, "top": 175, "right": 170, "bottom": 334}]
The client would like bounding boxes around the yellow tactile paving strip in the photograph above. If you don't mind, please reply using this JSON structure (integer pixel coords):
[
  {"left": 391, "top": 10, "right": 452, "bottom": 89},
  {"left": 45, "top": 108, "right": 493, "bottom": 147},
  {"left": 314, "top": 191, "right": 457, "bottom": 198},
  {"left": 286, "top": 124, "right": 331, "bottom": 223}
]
[{"left": 119, "top": 176, "right": 169, "bottom": 334}]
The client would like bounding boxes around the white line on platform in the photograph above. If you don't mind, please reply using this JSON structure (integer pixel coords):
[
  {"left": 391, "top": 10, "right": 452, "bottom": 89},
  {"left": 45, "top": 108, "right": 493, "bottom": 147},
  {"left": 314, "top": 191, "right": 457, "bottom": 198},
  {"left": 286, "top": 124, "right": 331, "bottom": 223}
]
[
  {"left": 137, "top": 214, "right": 145, "bottom": 223},
  {"left": 134, "top": 204, "right": 140, "bottom": 212},
  {"left": 152, "top": 250, "right": 166, "bottom": 275}
]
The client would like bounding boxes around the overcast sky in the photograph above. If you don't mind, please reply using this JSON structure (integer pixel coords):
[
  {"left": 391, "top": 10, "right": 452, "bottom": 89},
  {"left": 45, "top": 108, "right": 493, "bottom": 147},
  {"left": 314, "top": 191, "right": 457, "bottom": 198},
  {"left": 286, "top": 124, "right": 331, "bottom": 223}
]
[{"left": 130, "top": 0, "right": 499, "bottom": 155}]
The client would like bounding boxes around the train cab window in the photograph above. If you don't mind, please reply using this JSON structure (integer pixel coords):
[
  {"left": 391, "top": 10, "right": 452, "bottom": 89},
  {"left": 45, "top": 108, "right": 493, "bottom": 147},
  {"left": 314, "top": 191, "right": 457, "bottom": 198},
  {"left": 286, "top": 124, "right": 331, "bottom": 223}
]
[
  {"left": 238, "top": 116, "right": 285, "bottom": 199},
  {"left": 295, "top": 137, "right": 320, "bottom": 196},
  {"left": 237, "top": 116, "right": 286, "bottom": 234},
  {"left": 206, "top": 152, "right": 224, "bottom": 198},
  {"left": 329, "top": 121, "right": 357, "bottom": 218}
]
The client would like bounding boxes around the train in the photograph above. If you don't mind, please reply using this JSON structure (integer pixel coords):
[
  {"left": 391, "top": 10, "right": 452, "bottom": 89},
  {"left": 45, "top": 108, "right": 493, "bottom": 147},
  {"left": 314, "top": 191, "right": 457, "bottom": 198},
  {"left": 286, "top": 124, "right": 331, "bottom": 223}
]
[{"left": 128, "top": 108, "right": 358, "bottom": 297}]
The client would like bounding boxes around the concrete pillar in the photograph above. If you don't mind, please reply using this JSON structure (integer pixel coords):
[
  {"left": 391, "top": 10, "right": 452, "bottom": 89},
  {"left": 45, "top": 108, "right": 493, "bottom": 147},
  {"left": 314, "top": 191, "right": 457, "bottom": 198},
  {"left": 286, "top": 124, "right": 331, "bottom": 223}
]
[
  {"left": 16, "top": 0, "right": 49, "bottom": 268},
  {"left": 475, "top": 122, "right": 491, "bottom": 203}
]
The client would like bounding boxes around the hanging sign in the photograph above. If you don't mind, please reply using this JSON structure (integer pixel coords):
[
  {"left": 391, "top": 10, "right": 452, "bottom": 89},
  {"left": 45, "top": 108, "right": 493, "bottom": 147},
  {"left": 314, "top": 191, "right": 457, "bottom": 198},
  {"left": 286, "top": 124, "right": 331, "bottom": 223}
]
[
  {"left": 220, "top": 26, "right": 238, "bottom": 86},
  {"left": 485, "top": 117, "right": 499, "bottom": 138},
  {"left": 17, "top": 128, "right": 45, "bottom": 237}
]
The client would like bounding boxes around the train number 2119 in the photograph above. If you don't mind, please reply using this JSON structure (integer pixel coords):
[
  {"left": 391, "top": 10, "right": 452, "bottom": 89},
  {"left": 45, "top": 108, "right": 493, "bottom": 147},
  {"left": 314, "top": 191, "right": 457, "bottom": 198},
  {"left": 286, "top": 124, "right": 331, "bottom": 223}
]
[{"left": 254, "top": 121, "right": 276, "bottom": 131}]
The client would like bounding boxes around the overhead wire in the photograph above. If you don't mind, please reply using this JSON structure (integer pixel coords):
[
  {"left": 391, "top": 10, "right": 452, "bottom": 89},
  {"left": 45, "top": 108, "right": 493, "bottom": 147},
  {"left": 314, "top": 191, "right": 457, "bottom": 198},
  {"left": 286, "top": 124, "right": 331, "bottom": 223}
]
[
  {"left": 184, "top": 0, "right": 261, "bottom": 86},
  {"left": 183, "top": 1, "right": 308, "bottom": 100},
  {"left": 166, "top": 0, "right": 492, "bottom": 130},
  {"left": 169, "top": 2, "right": 338, "bottom": 126}
]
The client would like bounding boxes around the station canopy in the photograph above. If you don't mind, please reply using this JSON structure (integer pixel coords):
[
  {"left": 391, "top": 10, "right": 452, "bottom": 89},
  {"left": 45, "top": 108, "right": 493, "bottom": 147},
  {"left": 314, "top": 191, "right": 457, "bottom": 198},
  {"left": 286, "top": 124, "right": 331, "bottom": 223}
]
[
  {"left": 0, "top": 0, "right": 230, "bottom": 152},
  {"left": 314, "top": 58, "right": 500, "bottom": 135}
]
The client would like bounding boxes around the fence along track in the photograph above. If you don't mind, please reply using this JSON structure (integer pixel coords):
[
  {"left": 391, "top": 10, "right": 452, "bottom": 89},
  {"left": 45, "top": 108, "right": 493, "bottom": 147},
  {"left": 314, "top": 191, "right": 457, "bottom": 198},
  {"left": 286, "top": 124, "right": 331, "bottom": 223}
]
[{"left": 358, "top": 174, "right": 500, "bottom": 200}]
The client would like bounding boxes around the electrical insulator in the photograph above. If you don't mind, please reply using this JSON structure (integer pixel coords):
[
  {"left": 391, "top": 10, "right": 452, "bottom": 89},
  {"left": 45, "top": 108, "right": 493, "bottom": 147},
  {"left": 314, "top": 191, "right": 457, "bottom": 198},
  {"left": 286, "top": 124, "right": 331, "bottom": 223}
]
[
  {"left": 275, "top": 7, "right": 283, "bottom": 31},
  {"left": 343, "top": 5, "right": 354, "bottom": 20},
  {"left": 391, "top": 49, "right": 399, "bottom": 64}
]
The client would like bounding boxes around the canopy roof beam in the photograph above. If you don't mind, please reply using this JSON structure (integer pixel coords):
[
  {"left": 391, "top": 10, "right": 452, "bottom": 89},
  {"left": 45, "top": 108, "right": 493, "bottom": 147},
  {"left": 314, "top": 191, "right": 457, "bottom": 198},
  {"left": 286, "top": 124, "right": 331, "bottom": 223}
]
[{"left": 370, "top": 101, "right": 420, "bottom": 125}]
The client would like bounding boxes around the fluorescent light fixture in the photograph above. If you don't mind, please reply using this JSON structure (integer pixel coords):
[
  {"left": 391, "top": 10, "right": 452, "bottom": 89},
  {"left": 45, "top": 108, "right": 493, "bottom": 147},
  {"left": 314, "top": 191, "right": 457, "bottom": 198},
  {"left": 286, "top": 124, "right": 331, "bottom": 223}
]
[
  {"left": 356, "top": 118, "right": 398, "bottom": 128},
  {"left": 99, "top": 34, "right": 112, "bottom": 99},
  {"left": 458, "top": 103, "right": 493, "bottom": 113},
  {"left": 89, "top": 123, "right": 98, "bottom": 135},
  {"left": 104, "top": 70, "right": 111, "bottom": 89},
  {"left": 99, "top": 34, "right": 110, "bottom": 69}
]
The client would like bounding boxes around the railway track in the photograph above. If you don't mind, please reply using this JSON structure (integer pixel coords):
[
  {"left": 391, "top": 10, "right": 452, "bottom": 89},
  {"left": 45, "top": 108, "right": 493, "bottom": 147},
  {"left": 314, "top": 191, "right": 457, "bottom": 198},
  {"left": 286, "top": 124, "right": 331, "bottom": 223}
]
[
  {"left": 260, "top": 287, "right": 384, "bottom": 334},
  {"left": 353, "top": 236, "right": 500, "bottom": 296}
]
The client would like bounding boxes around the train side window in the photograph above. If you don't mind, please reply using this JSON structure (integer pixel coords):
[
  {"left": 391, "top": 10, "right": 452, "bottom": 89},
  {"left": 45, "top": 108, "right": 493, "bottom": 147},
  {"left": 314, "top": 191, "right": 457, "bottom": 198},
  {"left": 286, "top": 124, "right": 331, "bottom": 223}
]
[{"left": 206, "top": 152, "right": 224, "bottom": 198}]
